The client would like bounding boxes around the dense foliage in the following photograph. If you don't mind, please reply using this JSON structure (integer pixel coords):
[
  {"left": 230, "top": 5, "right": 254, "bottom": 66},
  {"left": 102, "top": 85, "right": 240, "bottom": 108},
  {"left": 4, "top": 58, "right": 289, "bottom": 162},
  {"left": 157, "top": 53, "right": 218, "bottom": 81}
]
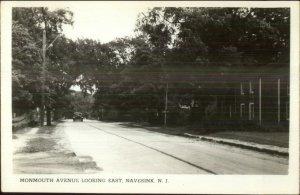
[
  {"left": 93, "top": 7, "right": 290, "bottom": 125},
  {"left": 12, "top": 7, "right": 289, "bottom": 127}
]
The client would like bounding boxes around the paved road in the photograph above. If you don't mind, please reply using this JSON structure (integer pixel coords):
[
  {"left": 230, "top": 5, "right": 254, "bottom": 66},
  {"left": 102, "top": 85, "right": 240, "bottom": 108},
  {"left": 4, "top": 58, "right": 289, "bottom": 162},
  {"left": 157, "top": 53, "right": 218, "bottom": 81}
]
[{"left": 61, "top": 119, "right": 288, "bottom": 174}]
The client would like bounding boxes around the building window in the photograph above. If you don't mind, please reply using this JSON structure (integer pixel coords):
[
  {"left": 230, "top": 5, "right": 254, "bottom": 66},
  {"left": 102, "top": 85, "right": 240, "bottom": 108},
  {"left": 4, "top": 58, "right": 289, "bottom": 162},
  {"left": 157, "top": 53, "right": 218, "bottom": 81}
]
[
  {"left": 249, "top": 102, "right": 254, "bottom": 120},
  {"left": 241, "top": 83, "right": 244, "bottom": 95},
  {"left": 249, "top": 81, "right": 254, "bottom": 94},
  {"left": 240, "top": 103, "right": 245, "bottom": 118}
]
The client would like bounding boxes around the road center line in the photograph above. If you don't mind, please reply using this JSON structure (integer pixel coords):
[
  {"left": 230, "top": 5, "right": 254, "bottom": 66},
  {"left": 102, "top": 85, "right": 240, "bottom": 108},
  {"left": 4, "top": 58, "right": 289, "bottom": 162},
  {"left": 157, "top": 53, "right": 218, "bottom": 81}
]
[{"left": 87, "top": 123, "right": 217, "bottom": 175}]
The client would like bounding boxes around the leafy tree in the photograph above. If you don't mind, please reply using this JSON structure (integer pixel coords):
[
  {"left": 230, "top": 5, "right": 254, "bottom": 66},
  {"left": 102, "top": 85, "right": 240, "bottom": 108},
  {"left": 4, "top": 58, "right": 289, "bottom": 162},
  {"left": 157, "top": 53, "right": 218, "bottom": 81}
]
[
  {"left": 12, "top": 7, "right": 289, "bottom": 127},
  {"left": 12, "top": 7, "right": 74, "bottom": 124},
  {"left": 12, "top": 21, "right": 42, "bottom": 114},
  {"left": 114, "top": 7, "right": 291, "bottom": 124}
]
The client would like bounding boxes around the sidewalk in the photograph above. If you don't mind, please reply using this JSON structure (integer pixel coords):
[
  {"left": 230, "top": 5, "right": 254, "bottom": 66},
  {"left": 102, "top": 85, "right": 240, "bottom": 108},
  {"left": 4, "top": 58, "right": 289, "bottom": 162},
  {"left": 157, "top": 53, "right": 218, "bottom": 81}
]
[
  {"left": 13, "top": 123, "right": 102, "bottom": 174},
  {"left": 184, "top": 133, "right": 288, "bottom": 156}
]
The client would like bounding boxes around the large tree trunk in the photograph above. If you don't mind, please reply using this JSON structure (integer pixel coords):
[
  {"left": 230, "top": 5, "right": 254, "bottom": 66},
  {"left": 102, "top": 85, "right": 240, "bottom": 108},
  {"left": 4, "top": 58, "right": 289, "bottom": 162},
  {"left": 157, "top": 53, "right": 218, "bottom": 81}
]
[{"left": 46, "top": 107, "right": 51, "bottom": 126}]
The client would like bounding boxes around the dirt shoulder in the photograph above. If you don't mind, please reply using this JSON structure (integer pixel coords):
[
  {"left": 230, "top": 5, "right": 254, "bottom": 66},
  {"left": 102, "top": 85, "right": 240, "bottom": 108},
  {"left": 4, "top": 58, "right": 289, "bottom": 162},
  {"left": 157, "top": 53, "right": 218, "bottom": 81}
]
[{"left": 13, "top": 122, "right": 102, "bottom": 174}]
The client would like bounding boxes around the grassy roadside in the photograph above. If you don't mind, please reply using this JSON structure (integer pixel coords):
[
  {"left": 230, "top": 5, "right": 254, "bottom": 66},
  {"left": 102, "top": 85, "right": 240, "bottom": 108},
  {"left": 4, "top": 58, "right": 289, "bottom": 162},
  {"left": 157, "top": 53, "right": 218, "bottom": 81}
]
[
  {"left": 202, "top": 131, "right": 289, "bottom": 148},
  {"left": 120, "top": 123, "right": 289, "bottom": 148},
  {"left": 13, "top": 123, "right": 102, "bottom": 174}
]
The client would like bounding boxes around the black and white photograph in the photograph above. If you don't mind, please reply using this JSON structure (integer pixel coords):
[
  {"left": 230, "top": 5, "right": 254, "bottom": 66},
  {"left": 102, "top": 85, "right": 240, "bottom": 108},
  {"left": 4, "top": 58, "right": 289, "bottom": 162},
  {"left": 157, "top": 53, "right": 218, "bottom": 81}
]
[{"left": 1, "top": 1, "right": 299, "bottom": 194}]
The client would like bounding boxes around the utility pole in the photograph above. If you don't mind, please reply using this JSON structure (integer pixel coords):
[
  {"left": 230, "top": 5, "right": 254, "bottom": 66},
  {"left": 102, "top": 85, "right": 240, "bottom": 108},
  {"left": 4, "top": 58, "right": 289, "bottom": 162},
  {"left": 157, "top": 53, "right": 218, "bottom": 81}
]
[
  {"left": 39, "top": 25, "right": 61, "bottom": 126},
  {"left": 234, "top": 87, "right": 237, "bottom": 113},
  {"left": 229, "top": 105, "right": 232, "bottom": 120},
  {"left": 278, "top": 78, "right": 281, "bottom": 124},
  {"left": 259, "top": 78, "right": 261, "bottom": 125},
  {"left": 40, "top": 30, "right": 46, "bottom": 126},
  {"left": 164, "top": 83, "right": 168, "bottom": 127}
]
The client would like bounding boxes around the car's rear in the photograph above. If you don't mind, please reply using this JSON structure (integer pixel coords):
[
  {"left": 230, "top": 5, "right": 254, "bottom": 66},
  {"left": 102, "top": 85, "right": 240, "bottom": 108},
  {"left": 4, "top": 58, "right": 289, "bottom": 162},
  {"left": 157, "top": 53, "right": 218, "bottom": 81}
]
[{"left": 73, "top": 112, "right": 83, "bottom": 122}]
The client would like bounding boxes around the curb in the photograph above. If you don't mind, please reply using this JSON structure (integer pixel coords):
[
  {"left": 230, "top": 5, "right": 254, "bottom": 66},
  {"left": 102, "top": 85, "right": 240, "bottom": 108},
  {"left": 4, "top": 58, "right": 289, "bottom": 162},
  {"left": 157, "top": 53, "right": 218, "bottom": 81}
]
[{"left": 184, "top": 133, "right": 289, "bottom": 157}]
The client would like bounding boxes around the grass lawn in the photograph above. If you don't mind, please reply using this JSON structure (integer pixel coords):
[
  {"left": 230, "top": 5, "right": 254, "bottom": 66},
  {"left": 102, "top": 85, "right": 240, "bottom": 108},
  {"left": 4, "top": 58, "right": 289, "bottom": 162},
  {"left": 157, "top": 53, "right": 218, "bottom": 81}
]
[
  {"left": 123, "top": 123, "right": 289, "bottom": 148},
  {"left": 205, "top": 131, "right": 289, "bottom": 148}
]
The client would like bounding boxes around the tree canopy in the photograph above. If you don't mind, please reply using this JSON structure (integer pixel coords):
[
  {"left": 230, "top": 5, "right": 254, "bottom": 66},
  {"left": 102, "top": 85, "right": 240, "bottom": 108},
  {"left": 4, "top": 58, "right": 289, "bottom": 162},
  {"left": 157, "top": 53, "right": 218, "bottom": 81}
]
[
  {"left": 12, "top": 7, "right": 290, "bottom": 126},
  {"left": 12, "top": 7, "right": 74, "bottom": 114}
]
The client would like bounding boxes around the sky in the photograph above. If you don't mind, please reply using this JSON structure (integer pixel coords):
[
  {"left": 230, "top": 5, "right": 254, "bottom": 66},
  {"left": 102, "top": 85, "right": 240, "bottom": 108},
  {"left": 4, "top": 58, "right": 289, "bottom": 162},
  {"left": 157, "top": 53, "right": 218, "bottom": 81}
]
[
  {"left": 63, "top": 5, "right": 149, "bottom": 91},
  {"left": 62, "top": 5, "right": 149, "bottom": 43}
]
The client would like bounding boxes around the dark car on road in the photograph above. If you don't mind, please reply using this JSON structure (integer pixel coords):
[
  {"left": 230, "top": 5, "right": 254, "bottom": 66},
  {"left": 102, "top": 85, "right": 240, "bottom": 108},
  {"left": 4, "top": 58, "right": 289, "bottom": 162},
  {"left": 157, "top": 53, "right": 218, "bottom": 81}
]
[{"left": 73, "top": 112, "right": 83, "bottom": 122}]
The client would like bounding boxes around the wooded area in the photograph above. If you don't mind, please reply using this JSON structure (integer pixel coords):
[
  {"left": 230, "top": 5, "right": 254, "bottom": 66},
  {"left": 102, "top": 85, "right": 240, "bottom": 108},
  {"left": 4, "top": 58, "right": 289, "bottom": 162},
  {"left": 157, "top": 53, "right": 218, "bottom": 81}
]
[{"left": 12, "top": 7, "right": 290, "bottom": 131}]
